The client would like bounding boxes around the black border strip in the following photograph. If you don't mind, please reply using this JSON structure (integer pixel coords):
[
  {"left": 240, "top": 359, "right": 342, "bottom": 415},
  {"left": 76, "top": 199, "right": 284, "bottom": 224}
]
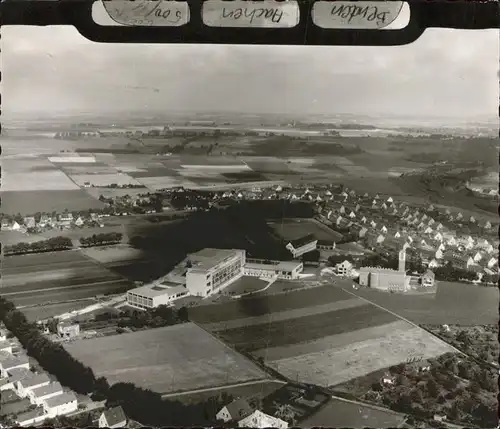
[{"left": 0, "top": 1, "right": 498, "bottom": 45}]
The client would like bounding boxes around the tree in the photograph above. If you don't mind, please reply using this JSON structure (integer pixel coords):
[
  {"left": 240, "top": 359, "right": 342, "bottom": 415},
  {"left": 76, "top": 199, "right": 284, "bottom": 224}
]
[{"left": 427, "top": 378, "right": 439, "bottom": 397}]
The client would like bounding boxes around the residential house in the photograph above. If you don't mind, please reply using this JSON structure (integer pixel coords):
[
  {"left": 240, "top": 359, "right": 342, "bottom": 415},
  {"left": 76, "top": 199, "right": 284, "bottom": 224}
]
[
  {"left": 349, "top": 211, "right": 356, "bottom": 219},
  {"left": 392, "top": 208, "right": 398, "bottom": 215},
  {"left": 421, "top": 270, "right": 435, "bottom": 287},
  {"left": 434, "top": 249, "right": 443, "bottom": 260},
  {"left": 15, "top": 409, "right": 47, "bottom": 427},
  {"left": 29, "top": 382, "right": 63, "bottom": 406},
  {"left": 434, "top": 232, "right": 443, "bottom": 242},
  {"left": 428, "top": 259, "right": 440, "bottom": 269},
  {"left": 360, "top": 216, "right": 367, "bottom": 224},
  {"left": 487, "top": 257, "right": 497, "bottom": 269},
  {"left": 428, "top": 218, "right": 435, "bottom": 226},
  {"left": 0, "top": 354, "right": 30, "bottom": 377},
  {"left": 23, "top": 217, "right": 36, "bottom": 229},
  {"left": 217, "top": 399, "right": 254, "bottom": 423},
  {"left": 469, "top": 216, "right": 476, "bottom": 223},
  {"left": 98, "top": 406, "right": 127, "bottom": 428},
  {"left": 484, "top": 221, "right": 492, "bottom": 229},
  {"left": 0, "top": 341, "right": 13, "bottom": 355},
  {"left": 376, "top": 234, "right": 385, "bottom": 244},
  {"left": 0, "top": 368, "right": 32, "bottom": 392},
  {"left": 435, "top": 222, "right": 443, "bottom": 230},
  {"left": 355, "top": 204, "right": 360, "bottom": 212},
  {"left": 74, "top": 216, "right": 84, "bottom": 227},
  {"left": 58, "top": 212, "right": 74, "bottom": 226},
  {"left": 43, "top": 392, "right": 78, "bottom": 418},
  {"left": 57, "top": 322, "right": 80, "bottom": 339},
  {"left": 358, "top": 227, "right": 368, "bottom": 238},
  {"left": 456, "top": 212, "right": 463, "bottom": 220},
  {"left": 387, "top": 197, "right": 393, "bottom": 203},
  {"left": 339, "top": 205, "right": 346, "bottom": 214},
  {"left": 16, "top": 373, "right": 51, "bottom": 398},
  {"left": 380, "top": 225, "right": 388, "bottom": 234},
  {"left": 381, "top": 203, "right": 387, "bottom": 210},
  {"left": 394, "top": 231, "right": 401, "bottom": 239},
  {"left": 370, "top": 220, "right": 377, "bottom": 229},
  {"left": 473, "top": 252, "right": 483, "bottom": 263},
  {"left": 424, "top": 227, "right": 433, "bottom": 234},
  {"left": 38, "top": 215, "right": 53, "bottom": 228},
  {"left": 335, "top": 260, "right": 354, "bottom": 277},
  {"left": 336, "top": 215, "right": 343, "bottom": 227},
  {"left": 381, "top": 374, "right": 396, "bottom": 385},
  {"left": 238, "top": 410, "right": 288, "bottom": 429}
]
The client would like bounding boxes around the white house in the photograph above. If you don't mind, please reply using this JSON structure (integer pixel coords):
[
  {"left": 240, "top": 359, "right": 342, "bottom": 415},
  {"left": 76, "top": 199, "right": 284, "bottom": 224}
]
[
  {"left": 487, "top": 257, "right": 497, "bottom": 269},
  {"left": 17, "top": 373, "right": 51, "bottom": 398},
  {"left": 339, "top": 205, "right": 346, "bottom": 214},
  {"left": 74, "top": 217, "right": 84, "bottom": 227},
  {"left": 370, "top": 220, "right": 377, "bottom": 228},
  {"left": 446, "top": 236, "right": 457, "bottom": 246},
  {"left": 238, "top": 410, "right": 288, "bottom": 429},
  {"left": 424, "top": 227, "right": 433, "bottom": 234},
  {"left": 98, "top": 406, "right": 127, "bottom": 428},
  {"left": 382, "top": 374, "right": 396, "bottom": 385},
  {"left": 335, "top": 260, "right": 354, "bottom": 277},
  {"left": 0, "top": 354, "right": 29, "bottom": 377},
  {"left": 428, "top": 218, "right": 435, "bottom": 226},
  {"left": 435, "top": 249, "right": 444, "bottom": 260},
  {"left": 376, "top": 234, "right": 385, "bottom": 244},
  {"left": 380, "top": 225, "right": 388, "bottom": 234},
  {"left": 0, "top": 341, "right": 13, "bottom": 355},
  {"left": 16, "top": 409, "right": 47, "bottom": 427},
  {"left": 428, "top": 259, "right": 440, "bottom": 269},
  {"left": 473, "top": 252, "right": 483, "bottom": 263},
  {"left": 387, "top": 197, "right": 393, "bottom": 203},
  {"left": 438, "top": 242, "right": 446, "bottom": 252},
  {"left": 0, "top": 368, "right": 31, "bottom": 392},
  {"left": 349, "top": 211, "right": 356, "bottom": 219},
  {"left": 336, "top": 216, "right": 343, "bottom": 226},
  {"left": 417, "top": 222, "right": 425, "bottom": 229},
  {"left": 394, "top": 231, "right": 401, "bottom": 239},
  {"left": 29, "top": 382, "right": 63, "bottom": 406},
  {"left": 217, "top": 399, "right": 253, "bottom": 423},
  {"left": 435, "top": 222, "right": 443, "bottom": 230},
  {"left": 456, "top": 212, "right": 463, "bottom": 220},
  {"left": 381, "top": 203, "right": 388, "bottom": 210},
  {"left": 421, "top": 214, "right": 428, "bottom": 221},
  {"left": 434, "top": 232, "right": 443, "bottom": 242},
  {"left": 43, "top": 392, "right": 78, "bottom": 418},
  {"left": 361, "top": 216, "right": 367, "bottom": 224},
  {"left": 359, "top": 227, "right": 368, "bottom": 238},
  {"left": 484, "top": 221, "right": 492, "bottom": 229},
  {"left": 469, "top": 216, "right": 476, "bottom": 223}
]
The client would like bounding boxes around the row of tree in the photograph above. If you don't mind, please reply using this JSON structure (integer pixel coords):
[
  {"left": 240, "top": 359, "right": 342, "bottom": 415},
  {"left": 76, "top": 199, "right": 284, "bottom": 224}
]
[
  {"left": 0, "top": 296, "right": 232, "bottom": 427},
  {"left": 80, "top": 232, "right": 123, "bottom": 247},
  {"left": 4, "top": 236, "right": 73, "bottom": 255}
]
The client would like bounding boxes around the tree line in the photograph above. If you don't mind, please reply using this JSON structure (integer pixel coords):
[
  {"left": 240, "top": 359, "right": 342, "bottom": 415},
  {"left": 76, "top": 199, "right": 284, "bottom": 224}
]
[
  {"left": 80, "top": 232, "right": 123, "bottom": 247},
  {"left": 0, "top": 297, "right": 232, "bottom": 427},
  {"left": 4, "top": 237, "right": 73, "bottom": 256}
]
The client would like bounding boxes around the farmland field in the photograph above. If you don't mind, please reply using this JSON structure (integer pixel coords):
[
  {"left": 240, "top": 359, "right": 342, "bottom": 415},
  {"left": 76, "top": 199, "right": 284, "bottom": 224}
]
[
  {"left": 20, "top": 300, "right": 97, "bottom": 322},
  {"left": 350, "top": 281, "right": 498, "bottom": 325},
  {"left": 1, "top": 251, "right": 133, "bottom": 306},
  {"left": 302, "top": 396, "right": 407, "bottom": 428},
  {"left": 64, "top": 323, "right": 270, "bottom": 394},
  {"left": 1, "top": 190, "right": 106, "bottom": 215},
  {"left": 69, "top": 172, "right": 143, "bottom": 187},
  {"left": 190, "top": 283, "right": 455, "bottom": 388},
  {"left": 268, "top": 218, "right": 343, "bottom": 241},
  {"left": 135, "top": 175, "right": 198, "bottom": 190}
]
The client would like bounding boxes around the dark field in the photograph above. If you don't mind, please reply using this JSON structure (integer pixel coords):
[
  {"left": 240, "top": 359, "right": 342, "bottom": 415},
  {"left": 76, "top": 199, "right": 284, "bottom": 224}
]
[
  {"left": 2, "top": 251, "right": 133, "bottom": 309},
  {"left": 217, "top": 304, "right": 398, "bottom": 352},
  {"left": 188, "top": 285, "right": 353, "bottom": 324},
  {"left": 302, "top": 397, "right": 406, "bottom": 428},
  {"left": 1, "top": 189, "right": 105, "bottom": 214},
  {"left": 350, "top": 281, "right": 498, "bottom": 325},
  {"left": 21, "top": 300, "right": 97, "bottom": 322}
]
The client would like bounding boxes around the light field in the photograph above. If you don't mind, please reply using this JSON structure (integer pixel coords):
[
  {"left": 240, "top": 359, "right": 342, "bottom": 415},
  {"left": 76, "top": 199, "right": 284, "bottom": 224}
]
[
  {"left": 264, "top": 321, "right": 455, "bottom": 387},
  {"left": 69, "top": 173, "right": 143, "bottom": 187},
  {"left": 64, "top": 323, "right": 269, "bottom": 394},
  {"left": 136, "top": 176, "right": 198, "bottom": 190}
]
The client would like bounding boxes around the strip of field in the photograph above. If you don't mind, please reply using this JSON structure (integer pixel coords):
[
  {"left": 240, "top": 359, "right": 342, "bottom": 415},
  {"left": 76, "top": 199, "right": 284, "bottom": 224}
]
[
  {"left": 80, "top": 245, "right": 144, "bottom": 264},
  {"left": 217, "top": 304, "right": 399, "bottom": 352},
  {"left": 1, "top": 190, "right": 106, "bottom": 214},
  {"left": 268, "top": 219, "right": 343, "bottom": 241},
  {"left": 64, "top": 323, "right": 270, "bottom": 394},
  {"left": 188, "top": 285, "right": 354, "bottom": 324},
  {"left": 69, "top": 173, "right": 143, "bottom": 187},
  {"left": 2, "top": 170, "right": 80, "bottom": 192},
  {"left": 136, "top": 175, "right": 198, "bottom": 190},
  {"left": 302, "top": 396, "right": 406, "bottom": 428},
  {"left": 202, "top": 298, "right": 365, "bottom": 332},
  {"left": 252, "top": 320, "right": 411, "bottom": 362},
  {"left": 21, "top": 300, "right": 97, "bottom": 322},
  {"left": 266, "top": 324, "right": 455, "bottom": 387}
]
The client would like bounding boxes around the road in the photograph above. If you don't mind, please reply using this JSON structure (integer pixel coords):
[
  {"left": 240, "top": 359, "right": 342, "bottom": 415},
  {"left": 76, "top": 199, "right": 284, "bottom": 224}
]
[{"left": 160, "top": 379, "right": 286, "bottom": 399}]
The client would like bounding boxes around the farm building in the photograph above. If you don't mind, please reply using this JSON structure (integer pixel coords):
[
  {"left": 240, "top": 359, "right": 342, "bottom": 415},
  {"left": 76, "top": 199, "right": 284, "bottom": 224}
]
[
  {"left": 244, "top": 260, "right": 303, "bottom": 280},
  {"left": 57, "top": 321, "right": 80, "bottom": 339},
  {"left": 217, "top": 398, "right": 253, "bottom": 423},
  {"left": 42, "top": 392, "right": 78, "bottom": 418},
  {"left": 99, "top": 406, "right": 127, "bottom": 428},
  {"left": 238, "top": 410, "right": 288, "bottom": 429},
  {"left": 285, "top": 234, "right": 318, "bottom": 258}
]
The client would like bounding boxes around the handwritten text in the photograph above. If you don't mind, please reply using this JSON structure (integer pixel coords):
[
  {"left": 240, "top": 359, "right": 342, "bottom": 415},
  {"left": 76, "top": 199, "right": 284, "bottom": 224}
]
[
  {"left": 330, "top": 4, "right": 390, "bottom": 26},
  {"left": 222, "top": 7, "right": 284, "bottom": 24}
]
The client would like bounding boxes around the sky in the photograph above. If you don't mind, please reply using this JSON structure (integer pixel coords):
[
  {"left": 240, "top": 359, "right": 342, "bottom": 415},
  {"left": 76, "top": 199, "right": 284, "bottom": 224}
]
[{"left": 1, "top": 9, "right": 498, "bottom": 121}]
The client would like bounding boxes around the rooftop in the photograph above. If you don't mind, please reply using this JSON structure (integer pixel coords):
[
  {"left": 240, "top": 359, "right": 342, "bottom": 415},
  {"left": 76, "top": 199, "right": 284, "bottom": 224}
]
[
  {"left": 288, "top": 234, "right": 317, "bottom": 249},
  {"left": 102, "top": 406, "right": 127, "bottom": 427},
  {"left": 187, "top": 248, "right": 243, "bottom": 271},
  {"left": 7, "top": 367, "right": 31, "bottom": 383},
  {"left": 1, "top": 354, "right": 29, "bottom": 368},
  {"left": 31, "top": 382, "right": 63, "bottom": 398},
  {"left": 224, "top": 398, "right": 253, "bottom": 420},
  {"left": 44, "top": 392, "right": 77, "bottom": 408},
  {"left": 20, "top": 373, "right": 51, "bottom": 388},
  {"left": 16, "top": 408, "right": 45, "bottom": 423},
  {"left": 128, "top": 284, "right": 189, "bottom": 299},
  {"left": 244, "top": 261, "right": 302, "bottom": 271}
]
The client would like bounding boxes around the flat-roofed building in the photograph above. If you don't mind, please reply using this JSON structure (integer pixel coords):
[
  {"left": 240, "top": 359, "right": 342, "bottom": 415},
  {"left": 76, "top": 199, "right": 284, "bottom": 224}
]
[
  {"left": 244, "top": 260, "right": 303, "bottom": 280},
  {"left": 127, "top": 283, "right": 189, "bottom": 310},
  {"left": 185, "top": 248, "right": 246, "bottom": 297}
]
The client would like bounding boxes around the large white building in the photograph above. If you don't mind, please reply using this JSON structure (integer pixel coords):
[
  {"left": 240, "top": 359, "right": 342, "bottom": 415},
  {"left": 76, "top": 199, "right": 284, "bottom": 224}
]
[
  {"left": 244, "top": 260, "right": 303, "bottom": 280},
  {"left": 43, "top": 392, "right": 78, "bottom": 418},
  {"left": 285, "top": 234, "right": 318, "bottom": 258},
  {"left": 127, "top": 248, "right": 246, "bottom": 308}
]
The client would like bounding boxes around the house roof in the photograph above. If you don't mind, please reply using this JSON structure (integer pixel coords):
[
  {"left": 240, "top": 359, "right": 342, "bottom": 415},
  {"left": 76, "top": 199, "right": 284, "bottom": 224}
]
[
  {"left": 44, "top": 392, "right": 77, "bottom": 408},
  {"left": 7, "top": 367, "right": 31, "bottom": 383},
  {"left": 20, "top": 373, "right": 51, "bottom": 388},
  {"left": 288, "top": 234, "right": 317, "bottom": 249},
  {"left": 102, "top": 406, "right": 127, "bottom": 427},
  {"left": 16, "top": 408, "right": 45, "bottom": 423},
  {"left": 238, "top": 410, "right": 287, "bottom": 428},
  {"left": 0, "top": 389, "right": 19, "bottom": 404},
  {"left": 224, "top": 398, "right": 253, "bottom": 420},
  {"left": 1, "top": 354, "right": 29, "bottom": 368},
  {"left": 30, "top": 382, "right": 62, "bottom": 398}
]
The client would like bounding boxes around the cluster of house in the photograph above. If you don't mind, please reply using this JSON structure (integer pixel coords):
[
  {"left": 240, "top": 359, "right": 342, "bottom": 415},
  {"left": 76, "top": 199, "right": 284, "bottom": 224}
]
[
  {"left": 1, "top": 212, "right": 109, "bottom": 234},
  {"left": 318, "top": 192, "right": 496, "bottom": 276},
  {"left": 0, "top": 330, "right": 78, "bottom": 427},
  {"left": 216, "top": 398, "right": 288, "bottom": 428}
]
